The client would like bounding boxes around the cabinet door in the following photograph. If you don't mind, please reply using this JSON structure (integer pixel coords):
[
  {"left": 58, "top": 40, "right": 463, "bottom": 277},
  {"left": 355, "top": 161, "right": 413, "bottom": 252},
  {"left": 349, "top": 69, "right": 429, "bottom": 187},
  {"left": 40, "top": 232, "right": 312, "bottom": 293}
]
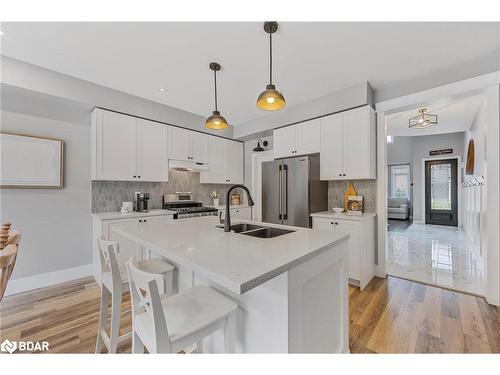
[
  {"left": 137, "top": 120, "right": 168, "bottom": 182},
  {"left": 169, "top": 127, "right": 190, "bottom": 161},
  {"left": 295, "top": 119, "right": 320, "bottom": 156},
  {"left": 226, "top": 141, "right": 244, "bottom": 184},
  {"left": 273, "top": 126, "right": 296, "bottom": 158},
  {"left": 144, "top": 215, "right": 173, "bottom": 225},
  {"left": 334, "top": 220, "right": 360, "bottom": 280},
  {"left": 190, "top": 131, "right": 209, "bottom": 164},
  {"left": 99, "top": 110, "right": 137, "bottom": 180},
  {"left": 231, "top": 207, "right": 252, "bottom": 220},
  {"left": 201, "top": 136, "right": 227, "bottom": 183},
  {"left": 313, "top": 217, "right": 335, "bottom": 232},
  {"left": 320, "top": 113, "right": 343, "bottom": 180},
  {"left": 342, "top": 106, "right": 373, "bottom": 179}
]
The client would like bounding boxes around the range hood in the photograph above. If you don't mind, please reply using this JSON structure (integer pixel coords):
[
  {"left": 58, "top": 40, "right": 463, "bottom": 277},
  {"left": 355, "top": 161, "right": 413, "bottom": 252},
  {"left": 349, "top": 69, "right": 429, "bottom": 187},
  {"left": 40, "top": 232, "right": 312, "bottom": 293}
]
[{"left": 168, "top": 159, "right": 208, "bottom": 172}]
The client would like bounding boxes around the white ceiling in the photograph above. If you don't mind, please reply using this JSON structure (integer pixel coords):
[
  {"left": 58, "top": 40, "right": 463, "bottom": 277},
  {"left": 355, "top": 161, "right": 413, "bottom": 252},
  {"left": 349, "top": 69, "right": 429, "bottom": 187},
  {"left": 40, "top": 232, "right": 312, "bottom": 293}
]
[
  {"left": 1, "top": 22, "right": 499, "bottom": 125},
  {"left": 386, "top": 94, "right": 485, "bottom": 136}
]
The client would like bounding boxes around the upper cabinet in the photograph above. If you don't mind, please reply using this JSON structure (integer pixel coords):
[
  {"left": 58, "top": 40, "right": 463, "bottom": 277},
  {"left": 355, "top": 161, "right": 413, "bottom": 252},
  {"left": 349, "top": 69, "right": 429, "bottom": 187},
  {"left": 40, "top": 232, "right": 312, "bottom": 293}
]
[
  {"left": 168, "top": 127, "right": 208, "bottom": 164},
  {"left": 320, "top": 105, "right": 376, "bottom": 180},
  {"left": 273, "top": 118, "right": 320, "bottom": 158},
  {"left": 91, "top": 109, "right": 168, "bottom": 182},
  {"left": 200, "top": 137, "right": 244, "bottom": 184}
]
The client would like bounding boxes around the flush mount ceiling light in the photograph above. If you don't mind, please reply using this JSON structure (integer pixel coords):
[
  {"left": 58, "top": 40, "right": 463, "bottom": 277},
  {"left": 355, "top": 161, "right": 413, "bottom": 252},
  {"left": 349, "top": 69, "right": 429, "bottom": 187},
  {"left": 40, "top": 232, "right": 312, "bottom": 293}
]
[
  {"left": 256, "top": 21, "right": 286, "bottom": 111},
  {"left": 158, "top": 88, "right": 166, "bottom": 92},
  {"left": 409, "top": 108, "right": 438, "bottom": 129},
  {"left": 205, "top": 62, "right": 229, "bottom": 130}
]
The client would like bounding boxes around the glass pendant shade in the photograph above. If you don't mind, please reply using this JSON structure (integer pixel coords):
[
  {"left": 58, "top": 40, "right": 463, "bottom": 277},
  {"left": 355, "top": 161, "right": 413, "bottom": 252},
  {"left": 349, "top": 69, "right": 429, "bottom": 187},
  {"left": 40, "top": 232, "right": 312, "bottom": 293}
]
[
  {"left": 205, "top": 110, "right": 229, "bottom": 130},
  {"left": 256, "top": 84, "right": 286, "bottom": 111}
]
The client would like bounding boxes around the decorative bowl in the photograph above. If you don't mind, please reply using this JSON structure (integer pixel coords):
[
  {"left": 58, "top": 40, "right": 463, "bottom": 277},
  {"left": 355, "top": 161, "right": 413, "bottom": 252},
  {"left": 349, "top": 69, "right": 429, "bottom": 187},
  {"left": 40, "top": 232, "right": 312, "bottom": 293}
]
[{"left": 332, "top": 207, "right": 344, "bottom": 213}]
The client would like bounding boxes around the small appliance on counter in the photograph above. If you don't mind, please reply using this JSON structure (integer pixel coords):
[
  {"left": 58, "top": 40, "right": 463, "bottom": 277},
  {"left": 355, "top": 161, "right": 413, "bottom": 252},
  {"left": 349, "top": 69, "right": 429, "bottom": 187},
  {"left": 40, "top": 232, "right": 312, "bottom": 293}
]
[
  {"left": 162, "top": 192, "right": 218, "bottom": 219},
  {"left": 134, "top": 192, "right": 150, "bottom": 212}
]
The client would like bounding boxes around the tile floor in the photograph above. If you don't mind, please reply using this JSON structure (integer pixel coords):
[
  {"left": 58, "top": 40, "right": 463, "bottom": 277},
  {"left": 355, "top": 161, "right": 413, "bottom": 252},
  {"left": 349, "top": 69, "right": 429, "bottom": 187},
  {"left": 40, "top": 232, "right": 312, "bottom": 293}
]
[{"left": 387, "top": 223, "right": 484, "bottom": 295}]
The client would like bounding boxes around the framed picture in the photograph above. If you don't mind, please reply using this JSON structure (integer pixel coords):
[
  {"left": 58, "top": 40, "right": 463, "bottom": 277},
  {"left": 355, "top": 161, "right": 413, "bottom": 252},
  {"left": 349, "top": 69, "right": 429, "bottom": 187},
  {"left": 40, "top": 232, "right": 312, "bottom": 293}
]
[
  {"left": 0, "top": 132, "right": 64, "bottom": 188},
  {"left": 347, "top": 195, "right": 363, "bottom": 215}
]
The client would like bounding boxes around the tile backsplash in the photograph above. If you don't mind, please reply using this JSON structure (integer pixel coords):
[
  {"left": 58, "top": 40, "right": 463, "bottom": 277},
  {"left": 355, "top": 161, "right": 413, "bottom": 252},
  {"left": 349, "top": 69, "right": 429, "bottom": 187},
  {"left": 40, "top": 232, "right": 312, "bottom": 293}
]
[
  {"left": 328, "top": 180, "right": 376, "bottom": 212},
  {"left": 92, "top": 170, "right": 246, "bottom": 213}
]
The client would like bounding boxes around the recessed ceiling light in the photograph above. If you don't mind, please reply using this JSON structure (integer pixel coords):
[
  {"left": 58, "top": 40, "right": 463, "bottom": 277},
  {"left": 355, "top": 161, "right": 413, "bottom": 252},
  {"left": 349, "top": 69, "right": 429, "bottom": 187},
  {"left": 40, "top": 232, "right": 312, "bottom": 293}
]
[
  {"left": 226, "top": 112, "right": 231, "bottom": 115},
  {"left": 0, "top": 30, "right": 4, "bottom": 36},
  {"left": 158, "top": 88, "right": 166, "bottom": 92}
]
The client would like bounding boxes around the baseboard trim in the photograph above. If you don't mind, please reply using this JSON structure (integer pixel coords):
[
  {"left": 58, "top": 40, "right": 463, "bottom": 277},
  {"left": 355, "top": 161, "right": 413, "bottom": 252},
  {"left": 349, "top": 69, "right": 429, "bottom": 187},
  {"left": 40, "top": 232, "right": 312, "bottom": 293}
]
[{"left": 5, "top": 264, "right": 93, "bottom": 297}]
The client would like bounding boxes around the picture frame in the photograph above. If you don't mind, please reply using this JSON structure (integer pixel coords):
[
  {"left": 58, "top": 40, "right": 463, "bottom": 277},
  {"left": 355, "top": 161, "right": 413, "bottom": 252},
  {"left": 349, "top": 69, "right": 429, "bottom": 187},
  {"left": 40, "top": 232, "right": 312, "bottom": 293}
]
[
  {"left": 347, "top": 195, "right": 363, "bottom": 215},
  {"left": 0, "top": 132, "right": 64, "bottom": 188}
]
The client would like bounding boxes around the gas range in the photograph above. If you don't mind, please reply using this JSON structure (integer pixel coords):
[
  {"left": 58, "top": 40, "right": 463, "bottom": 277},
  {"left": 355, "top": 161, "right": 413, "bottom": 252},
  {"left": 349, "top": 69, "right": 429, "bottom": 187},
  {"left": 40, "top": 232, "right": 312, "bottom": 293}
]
[{"left": 162, "top": 193, "right": 218, "bottom": 220}]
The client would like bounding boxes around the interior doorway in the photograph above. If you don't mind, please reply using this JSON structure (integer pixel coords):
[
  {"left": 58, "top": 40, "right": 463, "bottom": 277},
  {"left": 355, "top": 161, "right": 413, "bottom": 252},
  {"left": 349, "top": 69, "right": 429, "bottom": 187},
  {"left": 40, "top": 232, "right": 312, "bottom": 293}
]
[{"left": 424, "top": 158, "right": 458, "bottom": 226}]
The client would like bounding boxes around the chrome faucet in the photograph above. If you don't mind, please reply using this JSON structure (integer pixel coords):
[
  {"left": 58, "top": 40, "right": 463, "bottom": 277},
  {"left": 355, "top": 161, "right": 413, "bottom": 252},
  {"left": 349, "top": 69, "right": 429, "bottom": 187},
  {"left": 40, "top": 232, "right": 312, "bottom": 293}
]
[{"left": 224, "top": 185, "right": 255, "bottom": 232}]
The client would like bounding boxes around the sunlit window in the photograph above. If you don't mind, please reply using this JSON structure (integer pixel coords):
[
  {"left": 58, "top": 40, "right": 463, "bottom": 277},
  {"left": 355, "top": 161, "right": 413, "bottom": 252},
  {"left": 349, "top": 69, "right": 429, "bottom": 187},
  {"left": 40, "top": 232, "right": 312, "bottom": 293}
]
[
  {"left": 389, "top": 164, "right": 410, "bottom": 198},
  {"left": 387, "top": 135, "right": 394, "bottom": 144}
]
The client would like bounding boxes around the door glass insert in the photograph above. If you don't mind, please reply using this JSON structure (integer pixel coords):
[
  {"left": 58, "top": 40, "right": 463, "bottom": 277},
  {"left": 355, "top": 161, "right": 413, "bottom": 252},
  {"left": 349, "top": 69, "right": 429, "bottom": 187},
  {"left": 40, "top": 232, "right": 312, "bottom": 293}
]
[{"left": 430, "top": 163, "right": 452, "bottom": 210}]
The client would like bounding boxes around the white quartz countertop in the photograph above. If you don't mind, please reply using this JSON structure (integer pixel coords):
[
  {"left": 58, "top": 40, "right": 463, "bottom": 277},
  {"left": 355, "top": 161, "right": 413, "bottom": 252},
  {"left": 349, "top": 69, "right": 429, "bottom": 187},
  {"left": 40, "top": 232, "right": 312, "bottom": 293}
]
[
  {"left": 92, "top": 209, "right": 176, "bottom": 221},
  {"left": 310, "top": 211, "right": 376, "bottom": 221},
  {"left": 111, "top": 216, "right": 349, "bottom": 295}
]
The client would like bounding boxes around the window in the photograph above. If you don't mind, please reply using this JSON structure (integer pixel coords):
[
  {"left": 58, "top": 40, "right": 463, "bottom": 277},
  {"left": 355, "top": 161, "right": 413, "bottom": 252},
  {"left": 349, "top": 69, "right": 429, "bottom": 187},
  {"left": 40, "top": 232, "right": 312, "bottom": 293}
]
[
  {"left": 387, "top": 135, "right": 394, "bottom": 144},
  {"left": 389, "top": 164, "right": 410, "bottom": 198}
]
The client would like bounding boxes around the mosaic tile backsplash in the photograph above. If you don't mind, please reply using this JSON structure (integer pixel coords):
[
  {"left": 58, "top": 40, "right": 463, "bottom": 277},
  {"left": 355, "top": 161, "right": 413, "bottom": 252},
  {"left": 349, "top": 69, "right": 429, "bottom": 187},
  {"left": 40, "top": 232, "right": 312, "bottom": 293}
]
[
  {"left": 92, "top": 170, "right": 246, "bottom": 213},
  {"left": 328, "top": 180, "right": 376, "bottom": 212}
]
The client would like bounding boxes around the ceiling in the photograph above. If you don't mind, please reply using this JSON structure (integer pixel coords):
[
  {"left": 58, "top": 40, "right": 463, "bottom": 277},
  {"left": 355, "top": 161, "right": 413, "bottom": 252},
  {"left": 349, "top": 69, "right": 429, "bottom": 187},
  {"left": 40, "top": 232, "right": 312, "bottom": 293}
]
[
  {"left": 386, "top": 94, "right": 485, "bottom": 136},
  {"left": 1, "top": 22, "right": 499, "bottom": 125}
]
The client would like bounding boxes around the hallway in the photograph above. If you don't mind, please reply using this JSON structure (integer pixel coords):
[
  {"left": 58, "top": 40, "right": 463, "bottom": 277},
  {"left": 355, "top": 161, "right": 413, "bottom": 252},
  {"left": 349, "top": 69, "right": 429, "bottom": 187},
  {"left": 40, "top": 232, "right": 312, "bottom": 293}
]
[{"left": 387, "top": 223, "right": 484, "bottom": 295}]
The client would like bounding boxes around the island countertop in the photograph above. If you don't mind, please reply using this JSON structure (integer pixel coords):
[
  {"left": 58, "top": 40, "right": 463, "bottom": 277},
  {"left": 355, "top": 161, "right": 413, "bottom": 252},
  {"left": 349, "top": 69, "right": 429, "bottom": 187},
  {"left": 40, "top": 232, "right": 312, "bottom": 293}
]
[{"left": 111, "top": 216, "right": 349, "bottom": 295}]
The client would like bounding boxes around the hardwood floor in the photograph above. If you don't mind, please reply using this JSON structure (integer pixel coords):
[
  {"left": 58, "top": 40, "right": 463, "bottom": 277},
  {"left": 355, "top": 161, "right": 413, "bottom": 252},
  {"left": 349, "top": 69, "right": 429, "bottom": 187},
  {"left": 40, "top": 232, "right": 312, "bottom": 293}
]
[{"left": 1, "top": 276, "right": 499, "bottom": 353}]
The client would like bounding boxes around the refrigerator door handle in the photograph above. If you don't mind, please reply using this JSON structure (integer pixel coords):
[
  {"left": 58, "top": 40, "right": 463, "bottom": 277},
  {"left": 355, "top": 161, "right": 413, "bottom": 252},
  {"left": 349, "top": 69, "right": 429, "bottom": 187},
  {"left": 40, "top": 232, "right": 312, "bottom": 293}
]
[
  {"left": 283, "top": 164, "right": 288, "bottom": 220},
  {"left": 278, "top": 164, "right": 282, "bottom": 220}
]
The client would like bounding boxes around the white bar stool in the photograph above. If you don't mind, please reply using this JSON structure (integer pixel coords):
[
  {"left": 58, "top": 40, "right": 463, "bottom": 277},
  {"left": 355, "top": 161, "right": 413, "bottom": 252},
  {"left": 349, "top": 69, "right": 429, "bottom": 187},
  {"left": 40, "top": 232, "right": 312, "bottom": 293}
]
[
  {"left": 95, "top": 238, "right": 174, "bottom": 353},
  {"left": 126, "top": 256, "right": 238, "bottom": 354}
]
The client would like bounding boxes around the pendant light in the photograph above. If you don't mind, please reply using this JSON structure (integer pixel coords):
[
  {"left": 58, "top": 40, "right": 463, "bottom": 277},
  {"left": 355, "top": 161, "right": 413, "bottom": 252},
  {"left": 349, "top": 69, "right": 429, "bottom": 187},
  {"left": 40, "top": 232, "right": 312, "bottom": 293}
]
[
  {"left": 256, "top": 21, "right": 286, "bottom": 111},
  {"left": 408, "top": 108, "right": 438, "bottom": 129},
  {"left": 205, "top": 62, "right": 229, "bottom": 130}
]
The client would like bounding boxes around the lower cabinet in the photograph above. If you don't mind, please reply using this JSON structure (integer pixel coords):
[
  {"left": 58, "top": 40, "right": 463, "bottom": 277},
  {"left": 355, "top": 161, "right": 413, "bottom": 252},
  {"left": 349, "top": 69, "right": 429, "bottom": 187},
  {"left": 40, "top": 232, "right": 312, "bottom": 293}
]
[
  {"left": 312, "top": 215, "right": 375, "bottom": 290},
  {"left": 218, "top": 207, "right": 253, "bottom": 221},
  {"left": 92, "top": 214, "right": 174, "bottom": 283}
]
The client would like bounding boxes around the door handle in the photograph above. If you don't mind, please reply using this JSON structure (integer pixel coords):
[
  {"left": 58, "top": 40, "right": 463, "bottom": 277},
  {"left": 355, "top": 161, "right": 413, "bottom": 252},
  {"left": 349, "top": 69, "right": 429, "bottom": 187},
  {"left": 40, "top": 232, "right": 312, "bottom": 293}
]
[
  {"left": 278, "top": 164, "right": 282, "bottom": 220},
  {"left": 283, "top": 164, "right": 288, "bottom": 220}
]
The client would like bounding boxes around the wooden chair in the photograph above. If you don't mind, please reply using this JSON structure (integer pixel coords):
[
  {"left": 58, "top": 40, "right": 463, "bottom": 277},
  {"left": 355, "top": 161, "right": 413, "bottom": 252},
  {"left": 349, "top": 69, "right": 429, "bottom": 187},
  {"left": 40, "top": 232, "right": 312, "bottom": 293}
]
[
  {"left": 126, "top": 256, "right": 238, "bottom": 354},
  {"left": 95, "top": 238, "right": 175, "bottom": 354},
  {"left": 0, "top": 244, "right": 18, "bottom": 301}
]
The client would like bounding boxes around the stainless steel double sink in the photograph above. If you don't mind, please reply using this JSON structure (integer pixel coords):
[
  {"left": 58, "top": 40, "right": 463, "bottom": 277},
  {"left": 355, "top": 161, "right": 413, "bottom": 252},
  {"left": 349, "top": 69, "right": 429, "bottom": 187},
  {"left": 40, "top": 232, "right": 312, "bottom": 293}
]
[{"left": 222, "top": 223, "right": 295, "bottom": 238}]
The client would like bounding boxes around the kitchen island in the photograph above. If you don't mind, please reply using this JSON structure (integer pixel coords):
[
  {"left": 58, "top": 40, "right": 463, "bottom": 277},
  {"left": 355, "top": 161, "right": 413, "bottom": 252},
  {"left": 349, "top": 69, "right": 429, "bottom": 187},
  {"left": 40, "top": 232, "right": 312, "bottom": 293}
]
[{"left": 112, "top": 216, "right": 349, "bottom": 353}]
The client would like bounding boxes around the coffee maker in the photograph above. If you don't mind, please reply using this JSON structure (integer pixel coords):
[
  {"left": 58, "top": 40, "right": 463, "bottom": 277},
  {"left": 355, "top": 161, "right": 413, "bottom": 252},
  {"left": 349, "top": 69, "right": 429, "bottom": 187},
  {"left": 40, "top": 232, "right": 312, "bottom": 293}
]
[{"left": 134, "top": 192, "right": 150, "bottom": 212}]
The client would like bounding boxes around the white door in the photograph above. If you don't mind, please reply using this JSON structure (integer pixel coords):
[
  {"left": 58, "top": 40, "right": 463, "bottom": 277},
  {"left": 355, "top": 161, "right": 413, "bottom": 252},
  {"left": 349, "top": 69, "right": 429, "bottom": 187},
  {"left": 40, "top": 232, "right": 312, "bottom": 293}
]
[
  {"left": 99, "top": 110, "right": 137, "bottom": 180},
  {"left": 190, "top": 131, "right": 209, "bottom": 164},
  {"left": 273, "top": 126, "right": 296, "bottom": 158},
  {"left": 169, "top": 126, "right": 190, "bottom": 161},
  {"left": 342, "top": 106, "right": 370, "bottom": 179},
  {"left": 313, "top": 218, "right": 335, "bottom": 232},
  {"left": 137, "top": 120, "right": 168, "bottom": 182},
  {"left": 320, "top": 113, "right": 343, "bottom": 180},
  {"left": 226, "top": 141, "right": 244, "bottom": 184},
  {"left": 334, "top": 220, "right": 360, "bottom": 280},
  {"left": 202, "top": 136, "right": 227, "bottom": 183},
  {"left": 295, "top": 119, "right": 321, "bottom": 156}
]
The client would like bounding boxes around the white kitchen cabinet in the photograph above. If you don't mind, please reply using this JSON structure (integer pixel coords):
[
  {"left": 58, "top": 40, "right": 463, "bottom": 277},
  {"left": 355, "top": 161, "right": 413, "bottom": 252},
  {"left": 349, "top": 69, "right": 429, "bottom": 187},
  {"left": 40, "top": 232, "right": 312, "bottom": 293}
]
[
  {"left": 320, "top": 105, "right": 376, "bottom": 180},
  {"left": 218, "top": 206, "right": 252, "bottom": 222},
  {"left": 91, "top": 109, "right": 168, "bottom": 182},
  {"left": 311, "top": 213, "right": 375, "bottom": 290},
  {"left": 273, "top": 118, "right": 320, "bottom": 159},
  {"left": 200, "top": 137, "right": 244, "bottom": 184},
  {"left": 168, "top": 127, "right": 208, "bottom": 164},
  {"left": 137, "top": 119, "right": 168, "bottom": 182},
  {"left": 92, "top": 213, "right": 174, "bottom": 283}
]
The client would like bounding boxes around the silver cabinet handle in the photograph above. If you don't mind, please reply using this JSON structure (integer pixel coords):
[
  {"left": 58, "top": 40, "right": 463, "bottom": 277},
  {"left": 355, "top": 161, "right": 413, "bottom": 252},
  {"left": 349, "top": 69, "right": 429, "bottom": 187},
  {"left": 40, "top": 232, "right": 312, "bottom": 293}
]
[
  {"left": 283, "top": 164, "right": 288, "bottom": 220},
  {"left": 278, "top": 164, "right": 282, "bottom": 220}
]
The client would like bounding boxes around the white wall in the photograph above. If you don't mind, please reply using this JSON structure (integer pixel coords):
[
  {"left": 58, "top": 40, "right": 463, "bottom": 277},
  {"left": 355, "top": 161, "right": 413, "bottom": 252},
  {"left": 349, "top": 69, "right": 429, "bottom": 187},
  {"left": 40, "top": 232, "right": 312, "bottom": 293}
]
[
  {"left": 243, "top": 135, "right": 273, "bottom": 188},
  {"left": 1, "top": 110, "right": 92, "bottom": 281},
  {"left": 464, "top": 99, "right": 487, "bottom": 179},
  {"left": 387, "top": 136, "right": 412, "bottom": 165}
]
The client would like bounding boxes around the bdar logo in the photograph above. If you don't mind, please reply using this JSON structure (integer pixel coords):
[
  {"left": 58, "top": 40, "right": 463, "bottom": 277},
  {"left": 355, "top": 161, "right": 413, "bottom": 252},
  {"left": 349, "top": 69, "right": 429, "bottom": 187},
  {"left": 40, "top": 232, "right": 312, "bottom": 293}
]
[{"left": 1, "top": 339, "right": 17, "bottom": 354}]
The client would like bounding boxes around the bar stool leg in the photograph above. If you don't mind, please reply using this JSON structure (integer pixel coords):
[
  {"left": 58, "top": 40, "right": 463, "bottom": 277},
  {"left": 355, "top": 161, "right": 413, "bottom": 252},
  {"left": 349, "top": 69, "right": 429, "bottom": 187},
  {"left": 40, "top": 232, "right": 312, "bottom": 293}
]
[
  {"left": 95, "top": 286, "right": 110, "bottom": 353},
  {"left": 132, "top": 332, "right": 145, "bottom": 354},
  {"left": 108, "top": 285, "right": 122, "bottom": 353}
]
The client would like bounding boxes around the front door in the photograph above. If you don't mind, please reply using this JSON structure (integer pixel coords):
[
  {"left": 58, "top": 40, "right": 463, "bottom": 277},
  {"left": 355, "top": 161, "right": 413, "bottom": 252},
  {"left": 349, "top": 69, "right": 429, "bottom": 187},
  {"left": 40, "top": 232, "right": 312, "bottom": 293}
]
[{"left": 425, "top": 159, "right": 458, "bottom": 226}]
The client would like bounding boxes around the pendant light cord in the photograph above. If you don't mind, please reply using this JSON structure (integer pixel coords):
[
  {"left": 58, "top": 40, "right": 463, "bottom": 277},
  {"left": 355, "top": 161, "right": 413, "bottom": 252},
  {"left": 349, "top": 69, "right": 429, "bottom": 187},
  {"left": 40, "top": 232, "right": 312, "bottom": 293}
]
[
  {"left": 214, "top": 69, "right": 218, "bottom": 111},
  {"left": 269, "top": 32, "right": 273, "bottom": 85}
]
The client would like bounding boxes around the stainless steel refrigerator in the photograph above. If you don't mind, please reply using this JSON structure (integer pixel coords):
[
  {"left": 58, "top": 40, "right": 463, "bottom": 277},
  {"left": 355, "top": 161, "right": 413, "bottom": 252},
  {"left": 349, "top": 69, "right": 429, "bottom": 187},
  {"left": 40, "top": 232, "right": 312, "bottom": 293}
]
[{"left": 261, "top": 154, "right": 328, "bottom": 228}]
